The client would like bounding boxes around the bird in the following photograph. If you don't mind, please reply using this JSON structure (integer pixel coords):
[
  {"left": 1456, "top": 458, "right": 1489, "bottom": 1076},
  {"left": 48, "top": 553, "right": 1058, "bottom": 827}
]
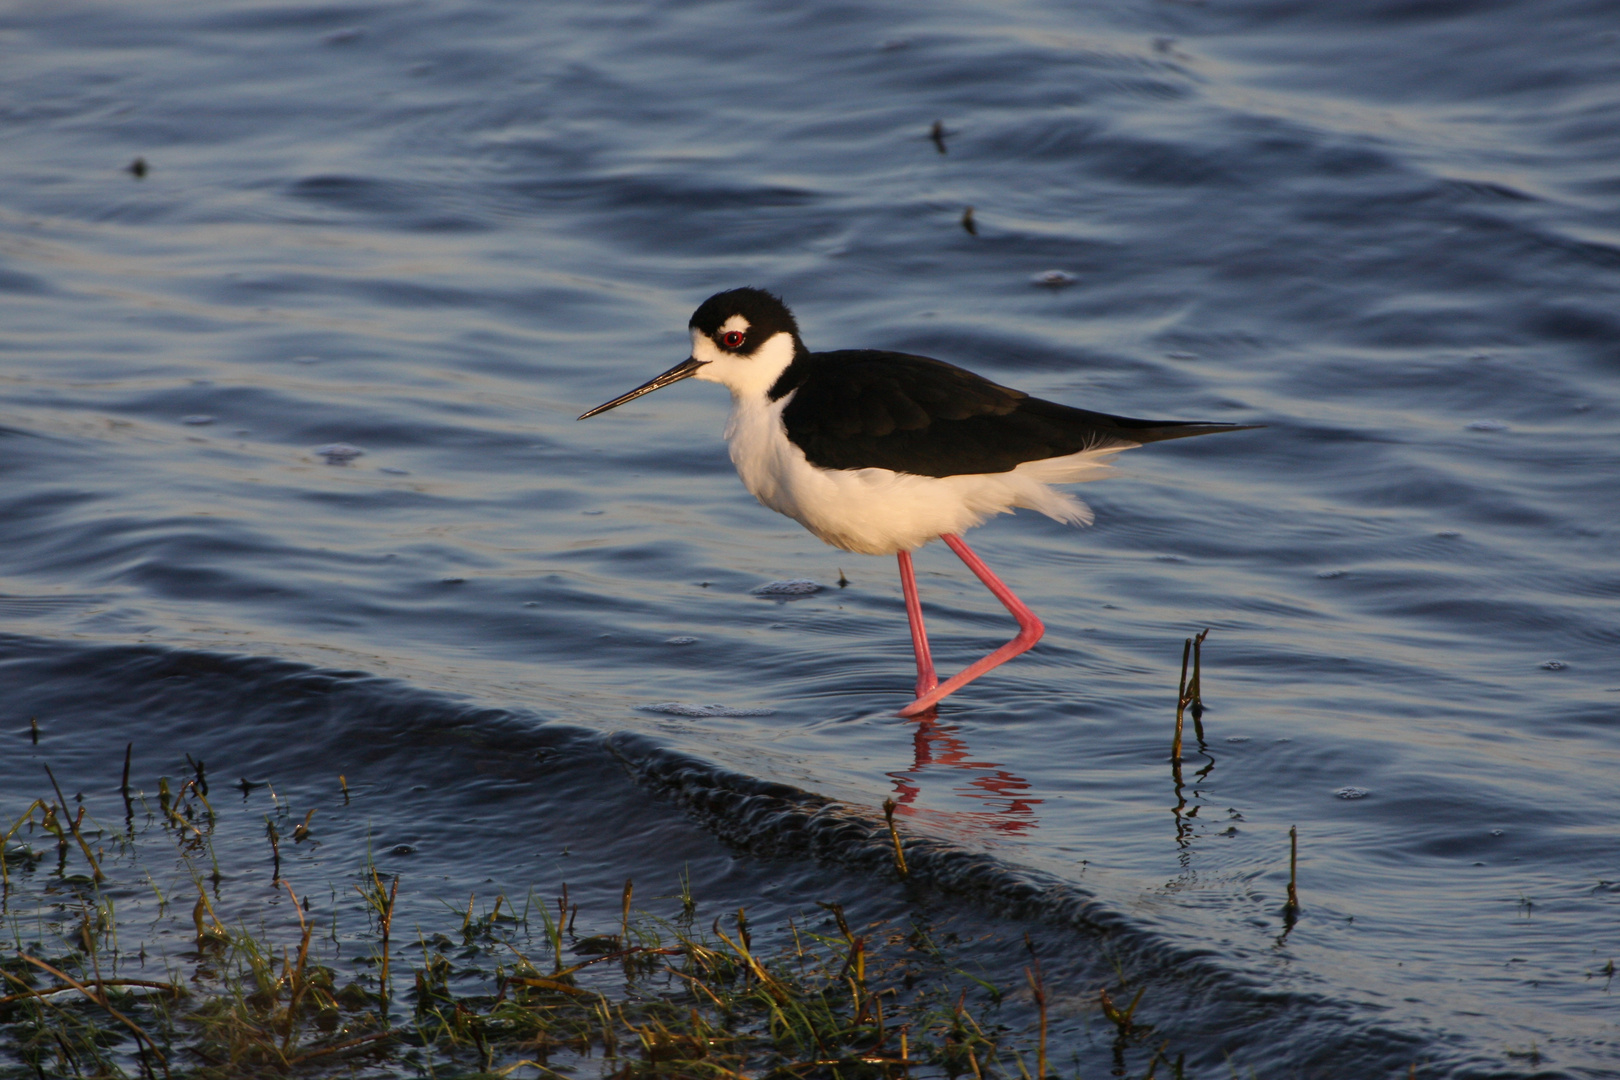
[{"left": 579, "top": 288, "right": 1256, "bottom": 717}]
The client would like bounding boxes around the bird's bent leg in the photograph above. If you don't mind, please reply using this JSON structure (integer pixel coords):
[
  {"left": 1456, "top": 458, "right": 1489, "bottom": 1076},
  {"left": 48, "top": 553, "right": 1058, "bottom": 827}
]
[
  {"left": 897, "top": 534, "right": 1045, "bottom": 717},
  {"left": 897, "top": 549, "right": 938, "bottom": 698}
]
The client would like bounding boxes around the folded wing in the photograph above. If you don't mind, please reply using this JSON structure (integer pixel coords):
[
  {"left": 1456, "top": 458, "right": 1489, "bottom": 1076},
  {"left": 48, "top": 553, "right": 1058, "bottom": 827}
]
[{"left": 776, "top": 350, "right": 1255, "bottom": 477}]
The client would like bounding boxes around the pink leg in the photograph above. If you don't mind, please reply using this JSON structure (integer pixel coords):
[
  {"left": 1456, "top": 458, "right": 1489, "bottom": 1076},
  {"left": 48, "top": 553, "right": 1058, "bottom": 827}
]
[
  {"left": 897, "top": 534, "right": 1045, "bottom": 717},
  {"left": 897, "top": 549, "right": 938, "bottom": 697}
]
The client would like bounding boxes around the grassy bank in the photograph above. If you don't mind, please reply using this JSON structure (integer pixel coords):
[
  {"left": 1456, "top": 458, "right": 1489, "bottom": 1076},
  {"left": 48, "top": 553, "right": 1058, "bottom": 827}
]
[{"left": 2, "top": 752, "right": 1180, "bottom": 1080}]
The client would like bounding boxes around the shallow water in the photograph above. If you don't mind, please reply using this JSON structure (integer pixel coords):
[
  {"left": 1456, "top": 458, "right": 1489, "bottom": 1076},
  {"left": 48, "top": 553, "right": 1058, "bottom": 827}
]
[{"left": 2, "top": 0, "right": 1618, "bottom": 1075}]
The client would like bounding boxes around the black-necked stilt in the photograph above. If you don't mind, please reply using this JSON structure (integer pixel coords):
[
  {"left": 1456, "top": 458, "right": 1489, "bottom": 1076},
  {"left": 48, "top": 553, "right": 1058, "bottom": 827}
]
[{"left": 580, "top": 288, "right": 1256, "bottom": 717}]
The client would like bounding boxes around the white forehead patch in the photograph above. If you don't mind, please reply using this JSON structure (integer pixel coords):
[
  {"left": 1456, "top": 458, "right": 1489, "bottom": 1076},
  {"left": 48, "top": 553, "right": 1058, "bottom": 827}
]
[{"left": 719, "top": 314, "right": 750, "bottom": 334}]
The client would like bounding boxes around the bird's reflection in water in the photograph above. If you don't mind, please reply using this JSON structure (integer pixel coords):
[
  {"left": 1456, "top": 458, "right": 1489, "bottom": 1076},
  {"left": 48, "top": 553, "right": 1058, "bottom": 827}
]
[{"left": 886, "top": 713, "right": 1041, "bottom": 835}]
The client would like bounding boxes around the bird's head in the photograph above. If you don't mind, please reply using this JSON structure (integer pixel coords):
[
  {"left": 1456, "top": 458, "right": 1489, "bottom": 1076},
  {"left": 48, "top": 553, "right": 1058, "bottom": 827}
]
[
  {"left": 578, "top": 288, "right": 805, "bottom": 420},
  {"left": 687, "top": 288, "right": 804, "bottom": 398}
]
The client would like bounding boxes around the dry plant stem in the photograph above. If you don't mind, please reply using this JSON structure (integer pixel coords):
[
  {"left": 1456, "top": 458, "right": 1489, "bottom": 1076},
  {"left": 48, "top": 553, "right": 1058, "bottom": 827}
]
[
  {"left": 192, "top": 881, "right": 226, "bottom": 944},
  {"left": 662, "top": 965, "right": 728, "bottom": 1009},
  {"left": 1025, "top": 966, "right": 1048, "bottom": 1080},
  {"left": 266, "top": 819, "right": 281, "bottom": 881},
  {"left": 287, "top": 1030, "right": 396, "bottom": 1066},
  {"left": 1190, "top": 628, "right": 1209, "bottom": 741},
  {"left": 1, "top": 799, "right": 50, "bottom": 894},
  {"left": 551, "top": 945, "right": 682, "bottom": 980},
  {"left": 509, "top": 973, "right": 591, "bottom": 996},
  {"left": 121, "top": 743, "right": 134, "bottom": 823},
  {"left": 882, "top": 798, "right": 909, "bottom": 879},
  {"left": 1099, "top": 985, "right": 1146, "bottom": 1037},
  {"left": 379, "top": 872, "right": 398, "bottom": 997},
  {"left": 622, "top": 878, "right": 633, "bottom": 942},
  {"left": 1285, "top": 825, "right": 1300, "bottom": 913},
  {"left": 711, "top": 920, "right": 789, "bottom": 1003},
  {"left": 280, "top": 880, "right": 315, "bottom": 1054},
  {"left": 1172, "top": 638, "right": 1191, "bottom": 762},
  {"left": 0, "top": 978, "right": 182, "bottom": 1006},
  {"left": 43, "top": 765, "right": 103, "bottom": 882},
  {"left": 17, "top": 952, "right": 169, "bottom": 1075},
  {"left": 817, "top": 900, "right": 854, "bottom": 944}
]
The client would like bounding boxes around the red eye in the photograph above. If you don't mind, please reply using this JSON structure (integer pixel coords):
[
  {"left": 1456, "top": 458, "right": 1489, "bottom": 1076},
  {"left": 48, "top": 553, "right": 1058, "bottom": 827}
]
[{"left": 721, "top": 330, "right": 746, "bottom": 349}]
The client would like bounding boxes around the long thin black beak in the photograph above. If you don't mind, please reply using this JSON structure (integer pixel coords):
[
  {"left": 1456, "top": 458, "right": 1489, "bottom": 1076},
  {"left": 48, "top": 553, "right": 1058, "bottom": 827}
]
[{"left": 577, "top": 356, "right": 707, "bottom": 420}]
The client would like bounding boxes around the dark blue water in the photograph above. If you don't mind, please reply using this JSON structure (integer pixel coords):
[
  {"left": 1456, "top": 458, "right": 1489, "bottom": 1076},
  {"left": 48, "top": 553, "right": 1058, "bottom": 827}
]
[{"left": 2, "top": 0, "right": 1618, "bottom": 1075}]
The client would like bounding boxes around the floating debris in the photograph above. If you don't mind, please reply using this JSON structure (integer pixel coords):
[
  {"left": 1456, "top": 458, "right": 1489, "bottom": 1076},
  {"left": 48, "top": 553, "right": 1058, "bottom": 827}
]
[
  {"left": 1466, "top": 420, "right": 1510, "bottom": 431},
  {"left": 379, "top": 466, "right": 409, "bottom": 475},
  {"left": 1316, "top": 569, "right": 1347, "bottom": 579},
  {"left": 181, "top": 414, "right": 215, "bottom": 425},
  {"left": 1031, "top": 269, "right": 1076, "bottom": 287},
  {"left": 127, "top": 156, "right": 148, "bottom": 178},
  {"left": 323, "top": 26, "right": 365, "bottom": 44},
  {"left": 315, "top": 443, "right": 364, "bottom": 464},
  {"left": 1333, "top": 786, "right": 1369, "bottom": 800},
  {"left": 666, "top": 635, "right": 698, "bottom": 645},
  {"left": 930, "top": 119, "right": 949, "bottom": 154},
  {"left": 292, "top": 355, "right": 321, "bottom": 364},
  {"left": 1540, "top": 659, "right": 1567, "bottom": 671},
  {"left": 636, "top": 702, "right": 776, "bottom": 717},
  {"left": 1167, "top": 351, "right": 1197, "bottom": 360},
  {"left": 753, "top": 579, "right": 823, "bottom": 596},
  {"left": 961, "top": 206, "right": 977, "bottom": 235}
]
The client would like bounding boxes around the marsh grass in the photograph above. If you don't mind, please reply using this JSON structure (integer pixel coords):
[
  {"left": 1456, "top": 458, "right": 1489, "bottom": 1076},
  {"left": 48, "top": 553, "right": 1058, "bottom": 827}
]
[{"left": 0, "top": 759, "right": 1180, "bottom": 1079}]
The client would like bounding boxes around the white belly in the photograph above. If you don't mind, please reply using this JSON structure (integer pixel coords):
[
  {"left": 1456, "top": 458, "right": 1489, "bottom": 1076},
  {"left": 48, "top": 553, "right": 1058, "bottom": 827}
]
[{"left": 723, "top": 393, "right": 1127, "bottom": 556}]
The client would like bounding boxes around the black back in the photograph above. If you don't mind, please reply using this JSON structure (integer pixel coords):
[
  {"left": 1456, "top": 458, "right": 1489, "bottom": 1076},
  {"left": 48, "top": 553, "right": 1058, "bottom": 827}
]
[{"left": 770, "top": 349, "right": 1253, "bottom": 477}]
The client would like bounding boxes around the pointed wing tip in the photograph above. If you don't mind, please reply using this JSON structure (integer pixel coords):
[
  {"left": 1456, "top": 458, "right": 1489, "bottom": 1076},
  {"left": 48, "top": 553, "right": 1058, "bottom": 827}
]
[{"left": 1132, "top": 421, "right": 1265, "bottom": 444}]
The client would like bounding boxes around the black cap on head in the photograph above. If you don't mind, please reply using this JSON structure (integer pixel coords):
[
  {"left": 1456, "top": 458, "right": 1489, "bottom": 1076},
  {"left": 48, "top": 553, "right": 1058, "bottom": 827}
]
[{"left": 689, "top": 288, "right": 803, "bottom": 352}]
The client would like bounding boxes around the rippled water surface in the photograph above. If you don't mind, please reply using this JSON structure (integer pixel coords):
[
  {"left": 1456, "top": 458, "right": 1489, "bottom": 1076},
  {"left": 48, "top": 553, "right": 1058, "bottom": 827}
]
[{"left": 3, "top": 0, "right": 1618, "bottom": 1075}]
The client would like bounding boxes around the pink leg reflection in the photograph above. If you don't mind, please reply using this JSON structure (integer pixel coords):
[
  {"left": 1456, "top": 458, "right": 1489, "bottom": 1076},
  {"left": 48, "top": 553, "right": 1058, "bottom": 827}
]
[{"left": 888, "top": 716, "right": 1042, "bottom": 836}]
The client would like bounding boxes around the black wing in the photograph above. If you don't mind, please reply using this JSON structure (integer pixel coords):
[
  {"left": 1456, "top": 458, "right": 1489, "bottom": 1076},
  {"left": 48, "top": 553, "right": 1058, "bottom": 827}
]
[{"left": 774, "top": 350, "right": 1254, "bottom": 477}]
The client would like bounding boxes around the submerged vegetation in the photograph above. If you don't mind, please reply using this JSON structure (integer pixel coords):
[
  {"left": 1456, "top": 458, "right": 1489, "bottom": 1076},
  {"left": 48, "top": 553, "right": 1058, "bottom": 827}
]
[{"left": 0, "top": 749, "right": 1187, "bottom": 1080}]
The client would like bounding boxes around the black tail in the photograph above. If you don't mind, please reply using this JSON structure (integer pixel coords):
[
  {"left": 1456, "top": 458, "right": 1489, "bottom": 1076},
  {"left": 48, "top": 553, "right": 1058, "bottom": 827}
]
[{"left": 1022, "top": 398, "right": 1262, "bottom": 447}]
